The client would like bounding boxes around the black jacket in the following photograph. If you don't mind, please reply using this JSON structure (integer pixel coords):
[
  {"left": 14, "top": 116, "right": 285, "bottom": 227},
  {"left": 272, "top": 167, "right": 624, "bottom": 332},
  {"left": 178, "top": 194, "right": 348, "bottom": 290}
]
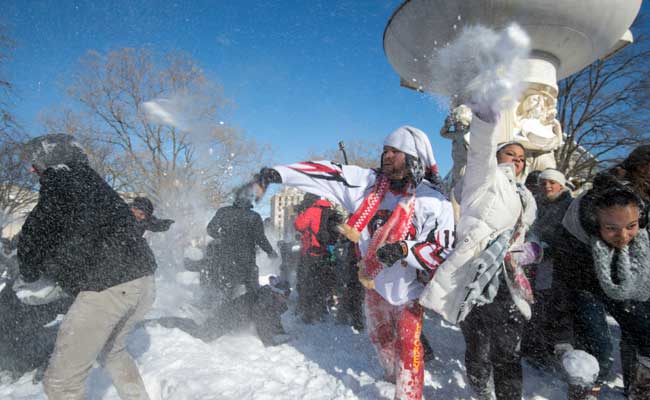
[
  {"left": 551, "top": 190, "right": 607, "bottom": 300},
  {"left": 18, "top": 162, "right": 157, "bottom": 295},
  {"left": 206, "top": 204, "right": 274, "bottom": 265}
]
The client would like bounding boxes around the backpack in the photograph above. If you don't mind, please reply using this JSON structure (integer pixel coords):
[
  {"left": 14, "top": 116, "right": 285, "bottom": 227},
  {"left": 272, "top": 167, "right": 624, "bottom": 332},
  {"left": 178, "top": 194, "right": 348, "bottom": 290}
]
[{"left": 315, "top": 206, "right": 342, "bottom": 247}]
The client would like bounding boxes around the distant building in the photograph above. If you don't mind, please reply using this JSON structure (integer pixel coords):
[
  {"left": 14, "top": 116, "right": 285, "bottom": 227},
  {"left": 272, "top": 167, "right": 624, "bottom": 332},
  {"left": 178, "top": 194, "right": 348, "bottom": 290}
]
[{"left": 270, "top": 187, "right": 305, "bottom": 241}]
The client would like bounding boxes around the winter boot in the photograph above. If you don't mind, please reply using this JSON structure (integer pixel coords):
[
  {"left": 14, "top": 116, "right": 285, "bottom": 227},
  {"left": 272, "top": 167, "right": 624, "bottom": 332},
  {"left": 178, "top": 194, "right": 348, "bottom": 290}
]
[
  {"left": 629, "top": 357, "right": 650, "bottom": 400},
  {"left": 567, "top": 384, "right": 601, "bottom": 400}
]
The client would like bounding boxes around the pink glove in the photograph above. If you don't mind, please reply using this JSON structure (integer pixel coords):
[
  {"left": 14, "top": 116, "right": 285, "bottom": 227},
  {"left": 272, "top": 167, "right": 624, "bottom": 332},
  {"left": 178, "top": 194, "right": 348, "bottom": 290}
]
[{"left": 508, "top": 242, "right": 543, "bottom": 267}]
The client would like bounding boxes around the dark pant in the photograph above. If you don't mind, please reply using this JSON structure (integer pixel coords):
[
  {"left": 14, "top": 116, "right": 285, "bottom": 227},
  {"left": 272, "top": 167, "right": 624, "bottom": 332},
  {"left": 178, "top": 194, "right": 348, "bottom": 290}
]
[
  {"left": 522, "top": 287, "right": 572, "bottom": 367},
  {"left": 205, "top": 258, "right": 260, "bottom": 302},
  {"left": 572, "top": 290, "right": 650, "bottom": 383},
  {"left": 335, "top": 258, "right": 364, "bottom": 329},
  {"left": 460, "top": 285, "right": 525, "bottom": 400},
  {"left": 297, "top": 254, "right": 334, "bottom": 322}
]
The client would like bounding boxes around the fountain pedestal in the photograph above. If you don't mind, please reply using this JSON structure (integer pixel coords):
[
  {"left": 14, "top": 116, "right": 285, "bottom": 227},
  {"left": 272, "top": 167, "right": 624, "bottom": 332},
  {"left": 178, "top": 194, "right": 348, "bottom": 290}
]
[{"left": 384, "top": 0, "right": 642, "bottom": 171}]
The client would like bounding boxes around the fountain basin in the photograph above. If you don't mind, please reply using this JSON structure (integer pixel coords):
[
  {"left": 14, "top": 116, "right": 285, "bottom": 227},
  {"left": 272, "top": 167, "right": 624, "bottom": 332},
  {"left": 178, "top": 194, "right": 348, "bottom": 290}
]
[{"left": 384, "top": 0, "right": 642, "bottom": 93}]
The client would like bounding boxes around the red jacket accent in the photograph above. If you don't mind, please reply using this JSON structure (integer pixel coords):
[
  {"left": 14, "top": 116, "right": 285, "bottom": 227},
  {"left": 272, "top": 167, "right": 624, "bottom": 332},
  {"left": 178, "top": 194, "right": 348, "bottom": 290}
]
[{"left": 294, "top": 199, "right": 332, "bottom": 256}]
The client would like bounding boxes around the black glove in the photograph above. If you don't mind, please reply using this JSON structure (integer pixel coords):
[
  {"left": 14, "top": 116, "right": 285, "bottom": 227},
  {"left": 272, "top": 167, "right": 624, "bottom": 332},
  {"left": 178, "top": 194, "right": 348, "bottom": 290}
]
[
  {"left": 268, "top": 249, "right": 279, "bottom": 259},
  {"left": 376, "top": 241, "right": 408, "bottom": 266},
  {"left": 159, "top": 219, "right": 175, "bottom": 230},
  {"left": 147, "top": 217, "right": 175, "bottom": 232},
  {"left": 254, "top": 167, "right": 282, "bottom": 190}
]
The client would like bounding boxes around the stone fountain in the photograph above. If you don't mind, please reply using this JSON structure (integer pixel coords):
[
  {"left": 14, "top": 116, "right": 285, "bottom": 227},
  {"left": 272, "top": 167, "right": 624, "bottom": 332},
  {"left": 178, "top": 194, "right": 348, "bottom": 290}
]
[{"left": 383, "top": 0, "right": 642, "bottom": 171}]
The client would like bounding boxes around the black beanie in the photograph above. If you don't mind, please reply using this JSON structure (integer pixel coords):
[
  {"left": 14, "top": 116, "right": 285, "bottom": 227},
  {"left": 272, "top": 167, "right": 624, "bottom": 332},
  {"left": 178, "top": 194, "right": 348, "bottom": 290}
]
[
  {"left": 24, "top": 134, "right": 89, "bottom": 171},
  {"left": 131, "top": 197, "right": 154, "bottom": 218}
]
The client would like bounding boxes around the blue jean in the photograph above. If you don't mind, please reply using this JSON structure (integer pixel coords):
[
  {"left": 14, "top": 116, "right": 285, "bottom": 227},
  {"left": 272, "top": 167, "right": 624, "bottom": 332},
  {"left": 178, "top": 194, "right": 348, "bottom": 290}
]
[{"left": 572, "top": 290, "right": 650, "bottom": 382}]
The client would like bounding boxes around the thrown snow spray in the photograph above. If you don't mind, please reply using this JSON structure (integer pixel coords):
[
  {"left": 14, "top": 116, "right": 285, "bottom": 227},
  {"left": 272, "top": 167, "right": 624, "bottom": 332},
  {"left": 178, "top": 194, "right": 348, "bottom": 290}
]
[
  {"left": 429, "top": 23, "right": 531, "bottom": 113},
  {"left": 141, "top": 92, "right": 206, "bottom": 134},
  {"left": 141, "top": 99, "right": 186, "bottom": 130}
]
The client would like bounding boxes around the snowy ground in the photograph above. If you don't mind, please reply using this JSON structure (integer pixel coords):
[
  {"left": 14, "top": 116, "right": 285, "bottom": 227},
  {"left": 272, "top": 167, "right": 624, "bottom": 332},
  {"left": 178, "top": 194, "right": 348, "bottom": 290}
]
[{"left": 0, "top": 267, "right": 626, "bottom": 400}]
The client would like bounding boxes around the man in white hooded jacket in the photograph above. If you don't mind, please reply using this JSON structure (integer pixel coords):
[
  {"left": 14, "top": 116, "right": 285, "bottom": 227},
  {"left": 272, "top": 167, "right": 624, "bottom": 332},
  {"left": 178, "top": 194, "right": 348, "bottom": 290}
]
[{"left": 253, "top": 126, "right": 455, "bottom": 400}]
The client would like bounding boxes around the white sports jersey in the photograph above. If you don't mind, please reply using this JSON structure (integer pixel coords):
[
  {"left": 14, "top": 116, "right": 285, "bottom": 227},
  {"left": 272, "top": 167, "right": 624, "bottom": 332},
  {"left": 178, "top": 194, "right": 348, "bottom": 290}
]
[{"left": 275, "top": 161, "right": 455, "bottom": 306}]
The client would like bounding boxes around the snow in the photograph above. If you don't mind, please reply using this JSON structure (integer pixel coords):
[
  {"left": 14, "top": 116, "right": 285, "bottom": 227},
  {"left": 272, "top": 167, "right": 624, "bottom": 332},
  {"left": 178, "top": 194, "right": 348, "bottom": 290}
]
[
  {"left": 429, "top": 23, "right": 530, "bottom": 113},
  {"left": 0, "top": 268, "right": 627, "bottom": 399},
  {"left": 183, "top": 246, "right": 203, "bottom": 262},
  {"left": 12, "top": 278, "right": 66, "bottom": 306},
  {"left": 562, "top": 349, "right": 600, "bottom": 387}
]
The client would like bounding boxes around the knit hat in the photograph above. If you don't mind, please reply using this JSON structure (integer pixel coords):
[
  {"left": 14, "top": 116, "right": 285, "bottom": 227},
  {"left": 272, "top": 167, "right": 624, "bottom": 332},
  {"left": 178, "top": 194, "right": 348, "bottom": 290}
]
[
  {"left": 131, "top": 197, "right": 154, "bottom": 218},
  {"left": 383, "top": 126, "right": 439, "bottom": 178},
  {"left": 538, "top": 168, "right": 567, "bottom": 188},
  {"left": 622, "top": 145, "right": 650, "bottom": 171},
  {"left": 23, "top": 134, "right": 88, "bottom": 172},
  {"left": 496, "top": 141, "right": 526, "bottom": 154}
]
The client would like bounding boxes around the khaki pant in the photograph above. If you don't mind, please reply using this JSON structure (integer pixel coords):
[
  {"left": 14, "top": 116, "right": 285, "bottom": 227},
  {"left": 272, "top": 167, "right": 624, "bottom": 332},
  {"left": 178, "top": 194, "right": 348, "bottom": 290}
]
[{"left": 43, "top": 275, "right": 155, "bottom": 400}]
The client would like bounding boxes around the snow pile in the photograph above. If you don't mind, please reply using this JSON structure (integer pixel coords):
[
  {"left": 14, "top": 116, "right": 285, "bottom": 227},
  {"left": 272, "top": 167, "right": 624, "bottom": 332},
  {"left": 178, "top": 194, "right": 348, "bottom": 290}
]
[
  {"left": 0, "top": 260, "right": 627, "bottom": 399},
  {"left": 12, "top": 278, "right": 67, "bottom": 306},
  {"left": 429, "top": 23, "right": 531, "bottom": 114},
  {"left": 562, "top": 349, "right": 600, "bottom": 388},
  {"left": 182, "top": 246, "right": 203, "bottom": 262}
]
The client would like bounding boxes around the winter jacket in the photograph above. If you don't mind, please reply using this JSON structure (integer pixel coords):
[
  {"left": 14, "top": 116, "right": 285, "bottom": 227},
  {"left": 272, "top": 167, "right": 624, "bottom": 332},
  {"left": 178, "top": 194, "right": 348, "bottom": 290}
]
[
  {"left": 420, "top": 116, "right": 537, "bottom": 323},
  {"left": 294, "top": 198, "right": 335, "bottom": 256},
  {"left": 18, "top": 162, "right": 157, "bottom": 296},
  {"left": 531, "top": 190, "right": 573, "bottom": 246},
  {"left": 274, "top": 162, "right": 455, "bottom": 306},
  {"left": 552, "top": 192, "right": 609, "bottom": 300},
  {"left": 0, "top": 276, "right": 73, "bottom": 374},
  {"left": 206, "top": 204, "right": 275, "bottom": 265}
]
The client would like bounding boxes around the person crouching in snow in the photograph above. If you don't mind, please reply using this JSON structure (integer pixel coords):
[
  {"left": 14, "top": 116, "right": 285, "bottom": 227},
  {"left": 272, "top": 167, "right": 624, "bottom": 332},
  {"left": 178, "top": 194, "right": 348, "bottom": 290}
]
[
  {"left": 252, "top": 126, "right": 455, "bottom": 400},
  {"left": 17, "top": 134, "right": 157, "bottom": 400},
  {"left": 129, "top": 196, "right": 174, "bottom": 237},
  {"left": 420, "top": 109, "right": 541, "bottom": 399},
  {"left": 551, "top": 174, "right": 650, "bottom": 399},
  {"left": 146, "top": 276, "right": 292, "bottom": 347}
]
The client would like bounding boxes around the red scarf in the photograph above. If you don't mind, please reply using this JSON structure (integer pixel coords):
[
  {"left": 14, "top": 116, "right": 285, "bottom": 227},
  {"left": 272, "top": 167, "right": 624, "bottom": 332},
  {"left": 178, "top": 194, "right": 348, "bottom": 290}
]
[{"left": 339, "top": 174, "right": 416, "bottom": 279}]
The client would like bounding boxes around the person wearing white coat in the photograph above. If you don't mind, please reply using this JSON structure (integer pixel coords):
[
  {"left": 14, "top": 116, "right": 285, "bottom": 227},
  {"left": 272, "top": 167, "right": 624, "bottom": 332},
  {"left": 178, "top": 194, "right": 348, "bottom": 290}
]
[
  {"left": 253, "top": 126, "right": 455, "bottom": 400},
  {"left": 420, "top": 113, "right": 539, "bottom": 400}
]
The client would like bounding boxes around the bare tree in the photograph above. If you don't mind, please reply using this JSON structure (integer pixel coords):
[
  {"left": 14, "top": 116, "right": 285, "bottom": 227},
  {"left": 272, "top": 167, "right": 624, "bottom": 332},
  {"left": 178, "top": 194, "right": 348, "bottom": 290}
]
[
  {"left": 308, "top": 139, "right": 380, "bottom": 169},
  {"left": 0, "top": 23, "right": 36, "bottom": 231},
  {"left": 43, "top": 48, "right": 267, "bottom": 207},
  {"left": 0, "top": 23, "right": 17, "bottom": 140},
  {"left": 556, "top": 17, "right": 650, "bottom": 181}
]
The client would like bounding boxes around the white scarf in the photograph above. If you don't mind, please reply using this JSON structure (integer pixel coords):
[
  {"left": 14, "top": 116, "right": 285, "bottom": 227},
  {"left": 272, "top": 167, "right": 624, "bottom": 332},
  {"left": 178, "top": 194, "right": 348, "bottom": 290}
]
[{"left": 591, "top": 229, "right": 650, "bottom": 302}]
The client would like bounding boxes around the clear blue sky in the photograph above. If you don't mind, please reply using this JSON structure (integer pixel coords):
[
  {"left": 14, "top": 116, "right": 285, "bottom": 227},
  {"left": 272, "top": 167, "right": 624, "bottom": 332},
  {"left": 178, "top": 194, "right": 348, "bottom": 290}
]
[
  {"left": 4, "top": 1, "right": 649, "bottom": 176},
  {"left": 4, "top": 0, "right": 453, "bottom": 172}
]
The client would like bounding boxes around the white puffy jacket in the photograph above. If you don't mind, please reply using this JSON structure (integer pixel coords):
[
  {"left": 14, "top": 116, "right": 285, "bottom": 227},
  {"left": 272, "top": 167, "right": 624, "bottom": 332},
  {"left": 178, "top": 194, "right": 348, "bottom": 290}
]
[{"left": 419, "top": 116, "right": 537, "bottom": 323}]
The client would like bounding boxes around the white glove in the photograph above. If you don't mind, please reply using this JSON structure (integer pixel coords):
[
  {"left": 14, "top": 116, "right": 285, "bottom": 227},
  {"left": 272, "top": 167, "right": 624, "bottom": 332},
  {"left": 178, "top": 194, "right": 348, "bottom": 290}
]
[{"left": 13, "top": 276, "right": 68, "bottom": 305}]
